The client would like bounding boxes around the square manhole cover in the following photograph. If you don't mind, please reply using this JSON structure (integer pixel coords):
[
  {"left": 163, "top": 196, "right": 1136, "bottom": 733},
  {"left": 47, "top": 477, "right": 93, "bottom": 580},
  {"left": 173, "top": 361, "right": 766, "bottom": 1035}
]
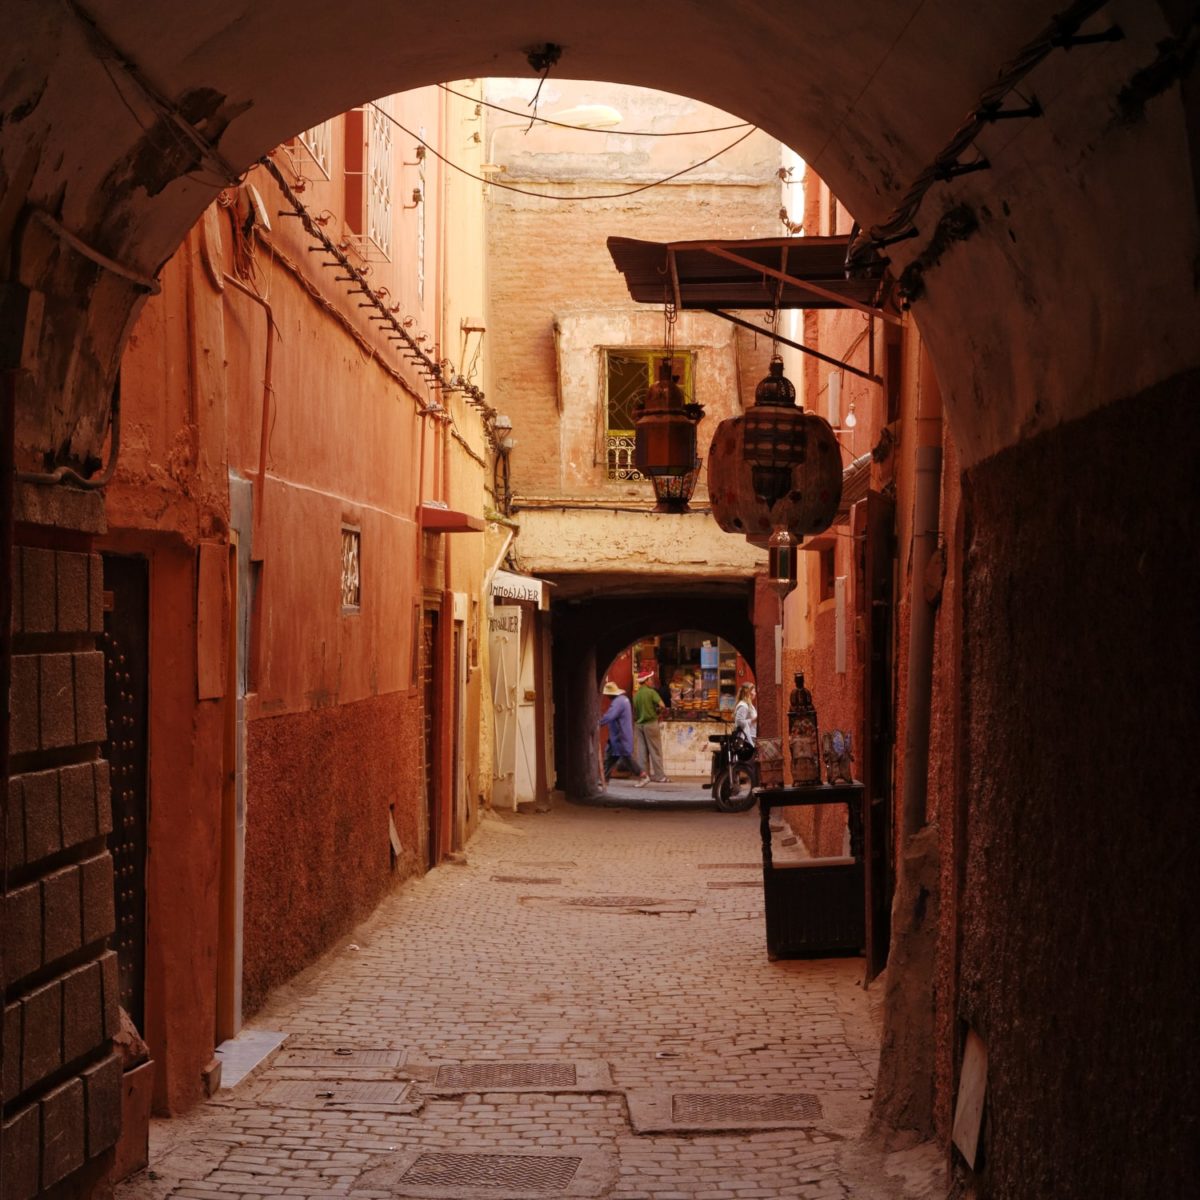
[
  {"left": 403, "top": 1153, "right": 580, "bottom": 1188},
  {"left": 435, "top": 1062, "right": 576, "bottom": 1089},
  {"left": 412, "top": 1058, "right": 615, "bottom": 1094},
  {"left": 626, "top": 1089, "right": 824, "bottom": 1132},
  {"left": 260, "top": 1079, "right": 419, "bottom": 1112},
  {"left": 352, "top": 1147, "right": 615, "bottom": 1198}
]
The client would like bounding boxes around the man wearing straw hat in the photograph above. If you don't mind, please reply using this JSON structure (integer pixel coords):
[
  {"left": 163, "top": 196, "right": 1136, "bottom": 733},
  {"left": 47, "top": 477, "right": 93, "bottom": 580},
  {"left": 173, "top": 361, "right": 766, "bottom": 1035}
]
[
  {"left": 633, "top": 670, "right": 669, "bottom": 783},
  {"left": 599, "top": 680, "right": 649, "bottom": 788}
]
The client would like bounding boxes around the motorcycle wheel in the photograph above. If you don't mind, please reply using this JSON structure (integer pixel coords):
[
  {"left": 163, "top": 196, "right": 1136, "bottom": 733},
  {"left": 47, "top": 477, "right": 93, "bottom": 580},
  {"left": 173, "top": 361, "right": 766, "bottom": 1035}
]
[{"left": 714, "top": 764, "right": 757, "bottom": 812}]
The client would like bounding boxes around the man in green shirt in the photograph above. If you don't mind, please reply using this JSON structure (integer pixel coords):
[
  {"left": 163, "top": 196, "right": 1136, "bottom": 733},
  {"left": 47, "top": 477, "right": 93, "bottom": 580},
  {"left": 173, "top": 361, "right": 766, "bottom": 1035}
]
[{"left": 633, "top": 671, "right": 669, "bottom": 782}]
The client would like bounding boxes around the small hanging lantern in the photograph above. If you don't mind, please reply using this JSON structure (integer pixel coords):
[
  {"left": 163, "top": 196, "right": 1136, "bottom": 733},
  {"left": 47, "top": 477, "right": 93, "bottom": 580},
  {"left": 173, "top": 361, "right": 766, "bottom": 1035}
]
[
  {"left": 633, "top": 356, "right": 705, "bottom": 513},
  {"left": 743, "top": 356, "right": 808, "bottom": 505},
  {"left": 767, "top": 526, "right": 798, "bottom": 596}
]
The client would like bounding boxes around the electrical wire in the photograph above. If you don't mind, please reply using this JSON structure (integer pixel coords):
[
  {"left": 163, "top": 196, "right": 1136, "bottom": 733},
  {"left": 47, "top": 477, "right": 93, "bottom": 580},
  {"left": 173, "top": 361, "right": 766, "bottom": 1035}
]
[
  {"left": 370, "top": 103, "right": 758, "bottom": 202},
  {"left": 438, "top": 82, "right": 754, "bottom": 136}
]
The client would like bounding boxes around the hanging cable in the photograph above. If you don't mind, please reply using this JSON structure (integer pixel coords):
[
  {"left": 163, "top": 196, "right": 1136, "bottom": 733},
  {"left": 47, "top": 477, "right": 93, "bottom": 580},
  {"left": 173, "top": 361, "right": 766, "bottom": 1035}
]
[
  {"left": 438, "top": 83, "right": 754, "bottom": 136},
  {"left": 369, "top": 103, "right": 758, "bottom": 202},
  {"left": 848, "top": 0, "right": 1118, "bottom": 267}
]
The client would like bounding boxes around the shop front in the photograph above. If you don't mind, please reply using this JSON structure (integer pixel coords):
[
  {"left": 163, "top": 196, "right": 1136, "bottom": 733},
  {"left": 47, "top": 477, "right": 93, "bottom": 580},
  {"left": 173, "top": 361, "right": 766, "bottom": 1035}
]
[{"left": 611, "top": 631, "right": 754, "bottom": 777}]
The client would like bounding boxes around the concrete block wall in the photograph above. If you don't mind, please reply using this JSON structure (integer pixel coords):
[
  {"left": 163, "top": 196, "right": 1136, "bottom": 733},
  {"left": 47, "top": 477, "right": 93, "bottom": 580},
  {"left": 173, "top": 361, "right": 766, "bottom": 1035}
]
[{"left": 4, "top": 486, "right": 120, "bottom": 1198}]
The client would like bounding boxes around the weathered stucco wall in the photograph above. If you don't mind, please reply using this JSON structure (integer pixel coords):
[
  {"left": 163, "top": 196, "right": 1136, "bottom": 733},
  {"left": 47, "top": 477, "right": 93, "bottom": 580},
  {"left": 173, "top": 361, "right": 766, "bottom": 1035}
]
[
  {"left": 242, "top": 691, "right": 422, "bottom": 1014},
  {"left": 956, "top": 371, "right": 1200, "bottom": 1197}
]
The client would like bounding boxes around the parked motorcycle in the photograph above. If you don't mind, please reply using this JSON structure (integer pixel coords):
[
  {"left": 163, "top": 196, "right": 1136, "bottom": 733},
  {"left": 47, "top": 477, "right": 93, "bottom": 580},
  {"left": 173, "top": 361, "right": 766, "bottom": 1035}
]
[{"left": 707, "top": 730, "right": 758, "bottom": 812}]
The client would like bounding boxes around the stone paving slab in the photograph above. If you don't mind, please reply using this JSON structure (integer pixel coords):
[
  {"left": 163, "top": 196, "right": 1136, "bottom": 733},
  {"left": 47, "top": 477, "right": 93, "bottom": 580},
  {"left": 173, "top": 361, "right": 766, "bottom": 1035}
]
[{"left": 117, "top": 801, "right": 942, "bottom": 1200}]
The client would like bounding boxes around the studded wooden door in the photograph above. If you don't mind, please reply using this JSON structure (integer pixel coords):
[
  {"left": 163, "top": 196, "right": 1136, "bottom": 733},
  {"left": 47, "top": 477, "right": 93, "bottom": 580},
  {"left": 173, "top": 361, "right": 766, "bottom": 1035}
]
[{"left": 101, "top": 553, "right": 149, "bottom": 1031}]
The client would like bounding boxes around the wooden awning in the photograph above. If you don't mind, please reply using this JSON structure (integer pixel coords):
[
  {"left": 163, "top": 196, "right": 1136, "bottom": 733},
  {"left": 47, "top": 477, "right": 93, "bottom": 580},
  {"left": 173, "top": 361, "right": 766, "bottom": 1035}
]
[
  {"left": 420, "top": 502, "right": 485, "bottom": 533},
  {"left": 606, "top": 234, "right": 891, "bottom": 319}
]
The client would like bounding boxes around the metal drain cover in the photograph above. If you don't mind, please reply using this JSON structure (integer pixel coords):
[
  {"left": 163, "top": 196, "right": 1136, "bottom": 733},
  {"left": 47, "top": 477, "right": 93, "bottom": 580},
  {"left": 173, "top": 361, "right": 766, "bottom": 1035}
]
[
  {"left": 405, "top": 1152, "right": 580, "bottom": 1188},
  {"left": 259, "top": 1078, "right": 419, "bottom": 1112},
  {"left": 626, "top": 1089, "right": 824, "bottom": 1133},
  {"left": 410, "top": 1058, "right": 615, "bottom": 1094},
  {"left": 697, "top": 862, "right": 762, "bottom": 869},
  {"left": 705, "top": 879, "right": 761, "bottom": 888},
  {"left": 491, "top": 874, "right": 562, "bottom": 884},
  {"left": 352, "top": 1148, "right": 616, "bottom": 1198},
  {"left": 437, "top": 1062, "right": 575, "bottom": 1089},
  {"left": 567, "top": 895, "right": 668, "bottom": 907}
]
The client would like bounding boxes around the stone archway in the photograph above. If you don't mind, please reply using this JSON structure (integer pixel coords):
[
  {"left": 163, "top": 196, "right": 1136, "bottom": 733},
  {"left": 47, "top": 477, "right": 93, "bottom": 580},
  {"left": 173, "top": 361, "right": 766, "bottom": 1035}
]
[
  {"left": 552, "top": 587, "right": 756, "bottom": 797},
  {"left": 1, "top": 2, "right": 1195, "bottom": 470}
]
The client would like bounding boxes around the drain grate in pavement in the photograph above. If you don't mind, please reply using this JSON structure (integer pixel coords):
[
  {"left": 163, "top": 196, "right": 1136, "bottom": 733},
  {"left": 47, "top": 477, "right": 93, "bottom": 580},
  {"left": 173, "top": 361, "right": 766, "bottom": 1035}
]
[
  {"left": 260, "top": 1079, "right": 418, "bottom": 1111},
  {"left": 504, "top": 860, "right": 577, "bottom": 868},
  {"left": 705, "top": 879, "right": 761, "bottom": 888},
  {"left": 353, "top": 1146, "right": 616, "bottom": 1198},
  {"left": 626, "top": 1088, "right": 824, "bottom": 1133},
  {"left": 491, "top": 874, "right": 562, "bottom": 884},
  {"left": 697, "top": 862, "right": 761, "bottom": 869},
  {"left": 411, "top": 1057, "right": 615, "bottom": 1094},
  {"left": 673, "top": 1091, "right": 821, "bottom": 1123},
  {"left": 434, "top": 1062, "right": 576, "bottom": 1089},
  {"left": 401, "top": 1152, "right": 580, "bottom": 1189},
  {"left": 565, "top": 895, "right": 669, "bottom": 907}
]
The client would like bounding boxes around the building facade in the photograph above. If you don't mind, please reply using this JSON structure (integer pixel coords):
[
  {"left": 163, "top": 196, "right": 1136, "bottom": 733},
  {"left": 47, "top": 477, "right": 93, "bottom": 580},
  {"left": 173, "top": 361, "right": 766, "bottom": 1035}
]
[{"left": 52, "top": 84, "right": 498, "bottom": 1168}]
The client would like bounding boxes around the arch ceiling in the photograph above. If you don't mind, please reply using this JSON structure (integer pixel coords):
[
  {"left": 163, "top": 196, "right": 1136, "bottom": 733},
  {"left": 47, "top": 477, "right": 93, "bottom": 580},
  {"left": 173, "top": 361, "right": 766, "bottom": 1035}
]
[{"left": 1, "top": 1, "right": 1196, "bottom": 470}]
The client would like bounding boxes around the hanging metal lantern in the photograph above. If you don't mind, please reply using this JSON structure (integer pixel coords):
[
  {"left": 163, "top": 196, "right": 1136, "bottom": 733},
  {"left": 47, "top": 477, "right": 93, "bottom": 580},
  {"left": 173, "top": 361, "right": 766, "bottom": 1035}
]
[
  {"left": 767, "top": 526, "right": 798, "bottom": 596},
  {"left": 634, "top": 357, "right": 705, "bottom": 513},
  {"left": 743, "top": 358, "right": 808, "bottom": 505},
  {"left": 708, "top": 357, "right": 842, "bottom": 542}
]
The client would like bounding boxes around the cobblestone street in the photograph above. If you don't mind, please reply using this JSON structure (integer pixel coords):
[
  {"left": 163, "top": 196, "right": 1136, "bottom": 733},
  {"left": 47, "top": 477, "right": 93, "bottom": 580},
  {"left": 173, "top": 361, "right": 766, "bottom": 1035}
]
[{"left": 117, "top": 795, "right": 942, "bottom": 1200}]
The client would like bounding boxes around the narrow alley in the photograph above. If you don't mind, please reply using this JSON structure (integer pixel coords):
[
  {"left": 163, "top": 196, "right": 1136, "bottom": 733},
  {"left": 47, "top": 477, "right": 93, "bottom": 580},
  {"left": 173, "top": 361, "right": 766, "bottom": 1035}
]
[{"left": 116, "top": 798, "right": 941, "bottom": 1200}]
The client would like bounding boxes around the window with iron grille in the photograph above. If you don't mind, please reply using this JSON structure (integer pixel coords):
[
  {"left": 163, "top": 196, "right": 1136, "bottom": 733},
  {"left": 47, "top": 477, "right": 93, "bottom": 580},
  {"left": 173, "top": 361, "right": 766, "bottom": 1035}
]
[
  {"left": 299, "top": 120, "right": 332, "bottom": 177},
  {"left": 341, "top": 526, "right": 361, "bottom": 611},
  {"left": 604, "top": 350, "right": 695, "bottom": 480},
  {"left": 367, "top": 102, "right": 393, "bottom": 258}
]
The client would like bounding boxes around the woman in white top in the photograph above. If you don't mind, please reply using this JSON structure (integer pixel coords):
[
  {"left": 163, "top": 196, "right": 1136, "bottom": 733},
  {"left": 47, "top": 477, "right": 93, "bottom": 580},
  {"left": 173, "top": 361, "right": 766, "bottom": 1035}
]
[{"left": 733, "top": 683, "right": 757, "bottom": 746}]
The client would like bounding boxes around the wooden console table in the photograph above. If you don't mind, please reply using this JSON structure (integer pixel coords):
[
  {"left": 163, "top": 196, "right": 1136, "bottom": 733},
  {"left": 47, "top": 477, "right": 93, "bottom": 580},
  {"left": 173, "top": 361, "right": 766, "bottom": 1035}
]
[{"left": 757, "top": 783, "right": 866, "bottom": 959}]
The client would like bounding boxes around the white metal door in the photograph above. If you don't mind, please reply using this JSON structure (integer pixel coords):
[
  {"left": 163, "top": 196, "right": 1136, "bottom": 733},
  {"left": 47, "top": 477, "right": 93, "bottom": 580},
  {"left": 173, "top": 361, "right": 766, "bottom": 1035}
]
[
  {"left": 489, "top": 605, "right": 520, "bottom": 810},
  {"left": 514, "top": 611, "right": 538, "bottom": 803}
]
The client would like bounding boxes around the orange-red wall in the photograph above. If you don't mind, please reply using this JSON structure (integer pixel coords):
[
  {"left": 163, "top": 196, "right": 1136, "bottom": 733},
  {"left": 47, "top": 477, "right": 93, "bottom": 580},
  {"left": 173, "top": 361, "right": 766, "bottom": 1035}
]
[{"left": 103, "top": 90, "right": 470, "bottom": 1114}]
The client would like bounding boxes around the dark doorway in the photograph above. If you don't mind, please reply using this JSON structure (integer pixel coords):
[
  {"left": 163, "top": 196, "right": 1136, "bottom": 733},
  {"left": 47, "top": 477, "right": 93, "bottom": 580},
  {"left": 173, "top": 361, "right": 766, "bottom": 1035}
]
[
  {"left": 422, "top": 607, "right": 440, "bottom": 868},
  {"left": 857, "top": 492, "right": 896, "bottom": 981},
  {"left": 101, "top": 553, "right": 150, "bottom": 1031}
]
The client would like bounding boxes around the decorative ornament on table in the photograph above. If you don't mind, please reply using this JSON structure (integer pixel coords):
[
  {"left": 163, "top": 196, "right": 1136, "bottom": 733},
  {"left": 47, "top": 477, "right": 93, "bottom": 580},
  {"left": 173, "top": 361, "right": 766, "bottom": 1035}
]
[
  {"left": 822, "top": 729, "right": 855, "bottom": 785},
  {"left": 787, "top": 671, "right": 821, "bottom": 786}
]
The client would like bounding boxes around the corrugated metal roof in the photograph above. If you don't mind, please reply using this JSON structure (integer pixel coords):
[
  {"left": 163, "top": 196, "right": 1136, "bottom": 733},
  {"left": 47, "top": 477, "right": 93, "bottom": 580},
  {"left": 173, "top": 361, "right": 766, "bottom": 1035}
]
[{"left": 607, "top": 235, "right": 887, "bottom": 312}]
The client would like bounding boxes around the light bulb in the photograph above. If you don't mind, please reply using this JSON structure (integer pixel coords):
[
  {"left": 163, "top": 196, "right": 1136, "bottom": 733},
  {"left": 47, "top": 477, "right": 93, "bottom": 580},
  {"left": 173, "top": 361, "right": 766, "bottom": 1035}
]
[{"left": 844, "top": 400, "right": 858, "bottom": 429}]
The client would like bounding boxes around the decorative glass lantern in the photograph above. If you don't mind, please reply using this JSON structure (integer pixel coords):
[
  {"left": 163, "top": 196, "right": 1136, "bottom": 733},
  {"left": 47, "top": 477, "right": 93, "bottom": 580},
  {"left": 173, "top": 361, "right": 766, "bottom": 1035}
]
[
  {"left": 633, "top": 357, "right": 705, "bottom": 513},
  {"left": 707, "top": 356, "right": 842, "bottom": 543},
  {"left": 743, "top": 357, "right": 808, "bottom": 504},
  {"left": 767, "top": 526, "right": 798, "bottom": 596}
]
